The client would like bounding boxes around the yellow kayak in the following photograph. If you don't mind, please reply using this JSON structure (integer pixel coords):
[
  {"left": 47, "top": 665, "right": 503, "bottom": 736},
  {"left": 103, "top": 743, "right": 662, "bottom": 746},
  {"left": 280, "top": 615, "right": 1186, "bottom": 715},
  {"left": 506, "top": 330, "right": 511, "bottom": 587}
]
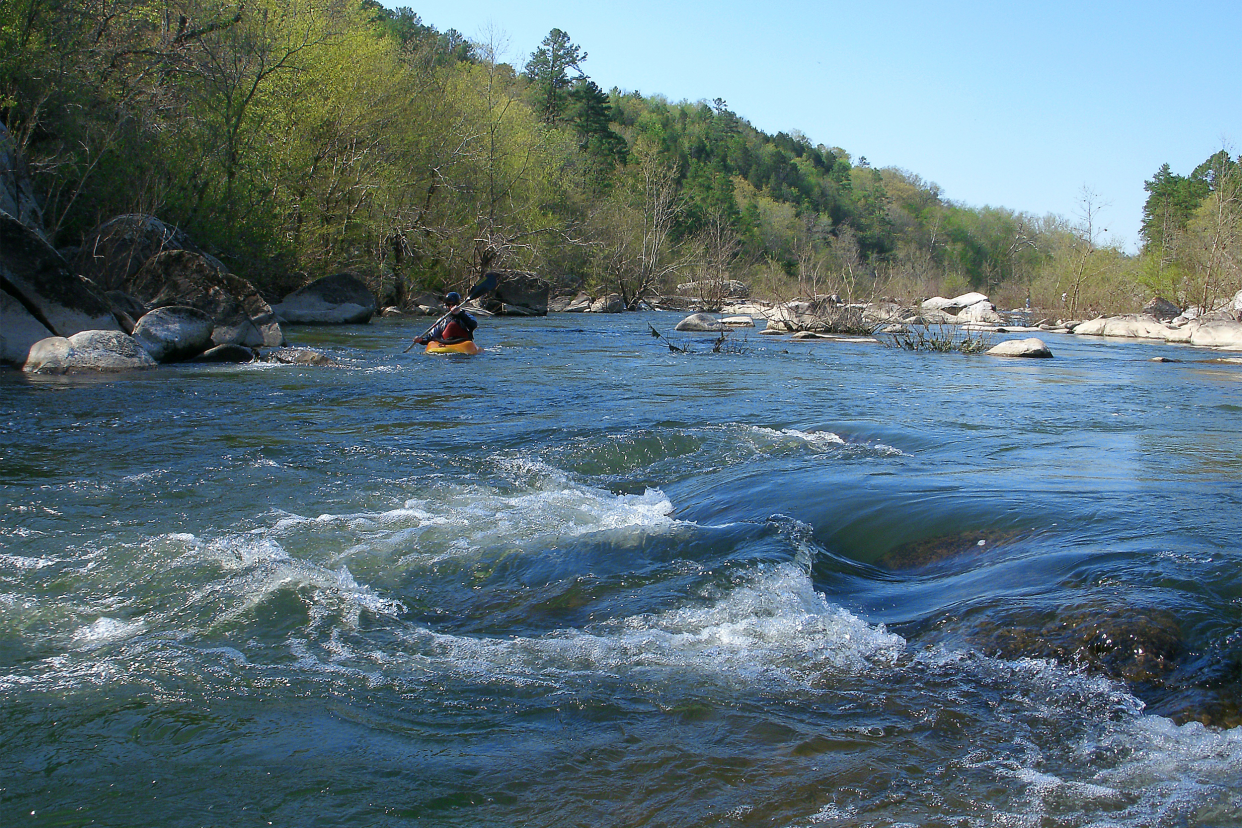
[{"left": 424, "top": 340, "right": 482, "bottom": 355}]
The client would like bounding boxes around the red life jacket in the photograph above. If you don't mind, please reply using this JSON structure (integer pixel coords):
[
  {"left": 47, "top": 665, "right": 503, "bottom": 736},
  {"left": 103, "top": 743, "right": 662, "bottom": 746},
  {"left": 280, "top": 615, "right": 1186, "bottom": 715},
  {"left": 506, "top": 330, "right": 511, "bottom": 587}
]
[{"left": 441, "top": 318, "right": 472, "bottom": 341}]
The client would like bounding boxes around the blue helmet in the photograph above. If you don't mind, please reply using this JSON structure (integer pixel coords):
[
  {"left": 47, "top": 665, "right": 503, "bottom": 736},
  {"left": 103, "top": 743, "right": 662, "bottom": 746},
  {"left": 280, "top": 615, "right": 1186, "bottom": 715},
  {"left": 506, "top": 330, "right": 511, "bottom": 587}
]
[{"left": 444, "top": 291, "right": 461, "bottom": 306}]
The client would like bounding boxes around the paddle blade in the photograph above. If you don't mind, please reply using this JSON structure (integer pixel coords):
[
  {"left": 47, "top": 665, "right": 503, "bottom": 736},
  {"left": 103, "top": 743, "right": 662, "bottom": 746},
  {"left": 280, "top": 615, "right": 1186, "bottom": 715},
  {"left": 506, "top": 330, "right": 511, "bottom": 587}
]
[{"left": 468, "top": 272, "right": 499, "bottom": 300}]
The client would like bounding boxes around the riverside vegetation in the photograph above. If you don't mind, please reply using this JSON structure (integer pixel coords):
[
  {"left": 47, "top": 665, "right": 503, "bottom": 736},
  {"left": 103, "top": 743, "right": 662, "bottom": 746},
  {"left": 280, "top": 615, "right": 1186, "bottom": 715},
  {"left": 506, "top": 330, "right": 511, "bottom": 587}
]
[{"left": 2, "top": 0, "right": 1241, "bottom": 318}]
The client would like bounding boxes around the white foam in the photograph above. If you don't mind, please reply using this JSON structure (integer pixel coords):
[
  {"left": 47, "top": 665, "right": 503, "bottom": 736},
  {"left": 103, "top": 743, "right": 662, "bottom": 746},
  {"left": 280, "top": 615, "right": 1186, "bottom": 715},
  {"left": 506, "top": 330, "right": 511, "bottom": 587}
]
[
  {"left": 746, "top": 425, "right": 906, "bottom": 457},
  {"left": 390, "top": 563, "right": 904, "bottom": 692},
  {"left": 206, "top": 535, "right": 291, "bottom": 568},
  {"left": 71, "top": 616, "right": 145, "bottom": 649},
  {"left": 0, "top": 553, "right": 58, "bottom": 570},
  {"left": 751, "top": 426, "right": 847, "bottom": 447}
]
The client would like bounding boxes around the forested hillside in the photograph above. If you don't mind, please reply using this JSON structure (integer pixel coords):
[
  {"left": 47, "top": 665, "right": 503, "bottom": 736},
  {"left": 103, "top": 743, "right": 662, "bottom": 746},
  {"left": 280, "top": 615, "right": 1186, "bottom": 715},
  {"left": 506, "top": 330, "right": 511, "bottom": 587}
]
[{"left": 3, "top": 0, "right": 1238, "bottom": 314}]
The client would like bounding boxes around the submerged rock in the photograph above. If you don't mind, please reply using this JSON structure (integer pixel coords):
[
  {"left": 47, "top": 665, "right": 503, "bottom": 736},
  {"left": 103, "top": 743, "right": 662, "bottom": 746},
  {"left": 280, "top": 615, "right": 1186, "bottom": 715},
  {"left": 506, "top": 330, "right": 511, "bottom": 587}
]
[
  {"left": 876, "top": 529, "right": 1022, "bottom": 571},
  {"left": 259, "top": 347, "right": 342, "bottom": 367},
  {"left": 965, "top": 602, "right": 1183, "bottom": 687}
]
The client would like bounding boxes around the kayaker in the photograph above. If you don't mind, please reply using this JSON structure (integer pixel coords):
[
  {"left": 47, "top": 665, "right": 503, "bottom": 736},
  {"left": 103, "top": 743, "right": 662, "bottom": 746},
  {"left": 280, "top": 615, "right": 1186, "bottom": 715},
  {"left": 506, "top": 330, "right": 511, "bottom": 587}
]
[{"left": 415, "top": 291, "right": 477, "bottom": 346}]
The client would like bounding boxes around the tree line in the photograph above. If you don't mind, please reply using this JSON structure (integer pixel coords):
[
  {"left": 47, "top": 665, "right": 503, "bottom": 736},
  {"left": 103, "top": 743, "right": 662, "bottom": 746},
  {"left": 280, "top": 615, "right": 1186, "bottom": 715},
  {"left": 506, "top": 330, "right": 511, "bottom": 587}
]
[{"left": 3, "top": 0, "right": 1239, "bottom": 314}]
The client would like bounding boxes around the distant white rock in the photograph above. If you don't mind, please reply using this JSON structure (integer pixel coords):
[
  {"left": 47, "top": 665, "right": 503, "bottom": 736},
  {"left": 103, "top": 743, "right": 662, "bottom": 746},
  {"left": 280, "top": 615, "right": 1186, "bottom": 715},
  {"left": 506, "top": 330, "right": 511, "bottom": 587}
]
[
  {"left": 1189, "top": 320, "right": 1242, "bottom": 350},
  {"left": 587, "top": 294, "right": 625, "bottom": 313},
  {"left": 675, "top": 312, "right": 724, "bottom": 332},
  {"left": 987, "top": 337, "right": 1053, "bottom": 358},
  {"left": 956, "top": 301, "right": 1004, "bottom": 324},
  {"left": 923, "top": 292, "right": 989, "bottom": 313}
]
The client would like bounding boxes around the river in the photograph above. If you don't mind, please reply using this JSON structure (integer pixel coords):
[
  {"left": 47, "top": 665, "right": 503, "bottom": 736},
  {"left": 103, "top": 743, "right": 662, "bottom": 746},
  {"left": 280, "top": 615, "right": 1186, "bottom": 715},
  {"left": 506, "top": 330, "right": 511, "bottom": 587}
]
[{"left": 2, "top": 312, "right": 1240, "bottom": 826}]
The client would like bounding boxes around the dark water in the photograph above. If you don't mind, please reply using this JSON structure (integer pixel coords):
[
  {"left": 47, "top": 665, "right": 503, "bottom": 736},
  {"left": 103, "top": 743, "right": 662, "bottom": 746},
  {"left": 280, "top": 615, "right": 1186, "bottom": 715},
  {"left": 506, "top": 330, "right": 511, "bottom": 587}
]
[{"left": 2, "top": 313, "right": 1240, "bottom": 827}]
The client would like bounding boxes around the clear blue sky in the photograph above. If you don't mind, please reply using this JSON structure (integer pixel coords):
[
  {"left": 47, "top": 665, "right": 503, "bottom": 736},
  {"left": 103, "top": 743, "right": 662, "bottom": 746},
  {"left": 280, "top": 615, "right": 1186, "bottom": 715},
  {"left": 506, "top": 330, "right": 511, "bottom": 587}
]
[{"left": 401, "top": 0, "right": 1240, "bottom": 252}]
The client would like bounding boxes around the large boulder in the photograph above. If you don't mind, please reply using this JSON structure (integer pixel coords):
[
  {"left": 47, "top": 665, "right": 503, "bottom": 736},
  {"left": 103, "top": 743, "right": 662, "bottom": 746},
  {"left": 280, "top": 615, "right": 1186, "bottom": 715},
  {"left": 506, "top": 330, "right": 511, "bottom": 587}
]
[
  {"left": 923, "top": 292, "right": 989, "bottom": 314},
  {"left": 484, "top": 271, "right": 550, "bottom": 316},
  {"left": 956, "top": 300, "right": 1004, "bottom": 324},
  {"left": 1103, "top": 314, "right": 1171, "bottom": 339},
  {"left": 1, "top": 213, "right": 123, "bottom": 339},
  {"left": 1143, "top": 296, "right": 1183, "bottom": 322},
  {"left": 273, "top": 271, "right": 376, "bottom": 324},
  {"left": 132, "top": 306, "right": 215, "bottom": 362},
  {"left": 1074, "top": 314, "right": 1174, "bottom": 340},
  {"left": 550, "top": 292, "right": 592, "bottom": 313},
  {"left": 125, "top": 250, "right": 283, "bottom": 347},
  {"left": 0, "top": 122, "right": 45, "bottom": 239},
  {"left": 71, "top": 214, "right": 224, "bottom": 291},
  {"left": 1189, "top": 320, "right": 1242, "bottom": 349},
  {"left": 0, "top": 288, "right": 54, "bottom": 366},
  {"left": 1071, "top": 316, "right": 1108, "bottom": 336},
  {"left": 588, "top": 294, "right": 625, "bottom": 313},
  {"left": 987, "top": 337, "right": 1053, "bottom": 358},
  {"left": 23, "top": 330, "right": 157, "bottom": 373}
]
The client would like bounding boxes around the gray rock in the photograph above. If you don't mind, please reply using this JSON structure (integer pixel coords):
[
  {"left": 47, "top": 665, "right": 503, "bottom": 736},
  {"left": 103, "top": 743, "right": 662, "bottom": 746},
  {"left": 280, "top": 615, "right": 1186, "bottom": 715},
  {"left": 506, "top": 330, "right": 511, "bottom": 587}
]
[
  {"left": 259, "top": 347, "right": 342, "bottom": 367},
  {"left": 1143, "top": 296, "right": 1182, "bottom": 322},
  {"left": 588, "top": 294, "right": 625, "bottom": 313},
  {"left": 73, "top": 214, "right": 224, "bottom": 291},
  {"left": 923, "top": 292, "right": 989, "bottom": 314},
  {"left": 0, "top": 287, "right": 54, "bottom": 366},
  {"left": 956, "top": 301, "right": 1005, "bottom": 324},
  {"left": 1189, "top": 320, "right": 1242, "bottom": 349},
  {"left": 274, "top": 272, "right": 376, "bottom": 324},
  {"left": 1074, "top": 314, "right": 1175, "bottom": 340},
  {"left": 0, "top": 122, "right": 45, "bottom": 239},
  {"left": 674, "top": 312, "right": 724, "bottom": 332},
  {"left": 132, "top": 305, "right": 215, "bottom": 362},
  {"left": 126, "top": 250, "right": 283, "bottom": 348},
  {"left": 104, "top": 290, "right": 148, "bottom": 333},
  {"left": 24, "top": 330, "right": 158, "bottom": 373},
  {"left": 987, "top": 337, "right": 1053, "bottom": 358},
  {"left": 1070, "top": 317, "right": 1108, "bottom": 336},
  {"left": 0, "top": 213, "right": 123, "bottom": 337},
  {"left": 550, "top": 292, "right": 592, "bottom": 313},
  {"left": 490, "top": 271, "right": 550, "bottom": 315}
]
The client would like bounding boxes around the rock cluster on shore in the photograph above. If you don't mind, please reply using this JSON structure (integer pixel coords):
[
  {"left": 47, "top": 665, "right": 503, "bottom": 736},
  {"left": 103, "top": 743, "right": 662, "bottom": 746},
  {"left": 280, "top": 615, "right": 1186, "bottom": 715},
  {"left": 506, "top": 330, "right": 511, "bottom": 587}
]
[{"left": 661, "top": 288, "right": 1242, "bottom": 358}]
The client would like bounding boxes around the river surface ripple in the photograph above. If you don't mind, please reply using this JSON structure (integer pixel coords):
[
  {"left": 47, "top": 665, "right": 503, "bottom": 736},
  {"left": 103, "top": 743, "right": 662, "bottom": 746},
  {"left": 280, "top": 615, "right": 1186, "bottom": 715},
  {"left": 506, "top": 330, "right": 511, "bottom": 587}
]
[{"left": 2, "top": 313, "right": 1240, "bottom": 827}]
